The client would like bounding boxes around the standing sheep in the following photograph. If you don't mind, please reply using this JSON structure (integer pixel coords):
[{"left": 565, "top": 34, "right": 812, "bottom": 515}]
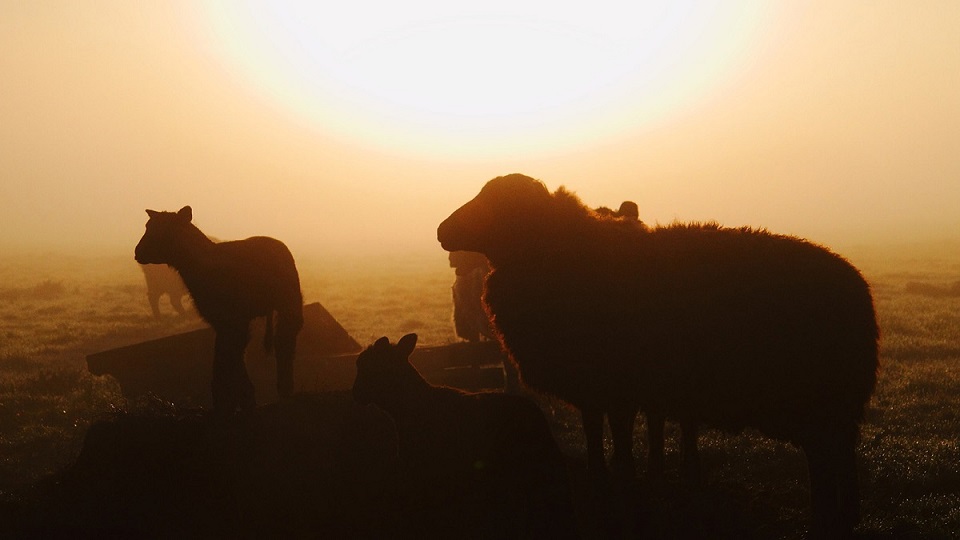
[
  {"left": 135, "top": 206, "right": 303, "bottom": 414},
  {"left": 140, "top": 263, "right": 189, "bottom": 318},
  {"left": 437, "top": 174, "right": 879, "bottom": 537},
  {"left": 594, "top": 200, "right": 643, "bottom": 227},
  {"left": 352, "top": 333, "right": 576, "bottom": 538},
  {"left": 449, "top": 250, "right": 494, "bottom": 343}
]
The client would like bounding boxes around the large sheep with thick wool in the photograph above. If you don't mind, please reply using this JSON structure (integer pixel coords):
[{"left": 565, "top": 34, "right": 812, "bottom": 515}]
[{"left": 437, "top": 174, "right": 878, "bottom": 537}]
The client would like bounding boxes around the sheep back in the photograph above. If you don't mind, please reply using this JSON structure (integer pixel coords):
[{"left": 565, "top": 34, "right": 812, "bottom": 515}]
[{"left": 484, "top": 222, "right": 877, "bottom": 445}]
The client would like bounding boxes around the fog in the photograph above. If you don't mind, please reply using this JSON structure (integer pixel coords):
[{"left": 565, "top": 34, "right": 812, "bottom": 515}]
[{"left": 2, "top": 1, "right": 958, "bottom": 261}]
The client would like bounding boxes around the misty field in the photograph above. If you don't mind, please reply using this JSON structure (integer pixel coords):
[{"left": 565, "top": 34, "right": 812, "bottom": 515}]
[{"left": 1, "top": 247, "right": 958, "bottom": 538}]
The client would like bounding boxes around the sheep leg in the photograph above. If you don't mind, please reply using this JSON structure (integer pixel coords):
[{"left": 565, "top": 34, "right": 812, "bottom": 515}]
[
  {"left": 274, "top": 334, "right": 295, "bottom": 399},
  {"left": 608, "top": 405, "right": 638, "bottom": 478},
  {"left": 212, "top": 324, "right": 255, "bottom": 414},
  {"left": 234, "top": 356, "right": 256, "bottom": 412},
  {"left": 680, "top": 420, "right": 701, "bottom": 485},
  {"left": 581, "top": 408, "right": 606, "bottom": 476},
  {"left": 832, "top": 423, "right": 862, "bottom": 535},
  {"left": 803, "top": 425, "right": 862, "bottom": 539},
  {"left": 211, "top": 331, "right": 235, "bottom": 413},
  {"left": 803, "top": 435, "right": 848, "bottom": 540},
  {"left": 274, "top": 309, "right": 301, "bottom": 399},
  {"left": 836, "top": 434, "right": 861, "bottom": 534},
  {"left": 147, "top": 289, "right": 162, "bottom": 318},
  {"left": 646, "top": 412, "right": 665, "bottom": 479}
]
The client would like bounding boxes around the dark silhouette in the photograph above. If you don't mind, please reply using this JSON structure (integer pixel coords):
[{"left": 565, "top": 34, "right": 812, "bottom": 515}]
[
  {"left": 352, "top": 333, "right": 577, "bottom": 538},
  {"left": 134, "top": 206, "right": 303, "bottom": 414},
  {"left": 140, "top": 263, "right": 189, "bottom": 318},
  {"left": 596, "top": 200, "right": 697, "bottom": 480},
  {"left": 437, "top": 174, "right": 879, "bottom": 537},
  {"left": 449, "top": 251, "right": 494, "bottom": 343},
  {"left": 595, "top": 200, "right": 643, "bottom": 226},
  {"left": 595, "top": 200, "right": 692, "bottom": 480},
  {"left": 17, "top": 393, "right": 401, "bottom": 538},
  {"left": 449, "top": 251, "right": 523, "bottom": 394}
]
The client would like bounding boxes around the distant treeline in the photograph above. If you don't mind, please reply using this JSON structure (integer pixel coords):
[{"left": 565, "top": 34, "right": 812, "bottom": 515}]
[
  {"left": 0, "top": 280, "right": 65, "bottom": 302},
  {"left": 904, "top": 280, "right": 960, "bottom": 297}
]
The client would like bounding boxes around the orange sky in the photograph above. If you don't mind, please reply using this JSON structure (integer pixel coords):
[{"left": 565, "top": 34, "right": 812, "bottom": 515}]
[{"left": 1, "top": 1, "right": 958, "bottom": 259}]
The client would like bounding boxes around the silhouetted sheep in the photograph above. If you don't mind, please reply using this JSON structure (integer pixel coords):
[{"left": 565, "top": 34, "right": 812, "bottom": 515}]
[
  {"left": 352, "top": 333, "right": 577, "bottom": 538},
  {"left": 437, "top": 174, "right": 879, "bottom": 537},
  {"left": 22, "top": 393, "right": 400, "bottom": 538},
  {"left": 595, "top": 200, "right": 643, "bottom": 227},
  {"left": 135, "top": 206, "right": 303, "bottom": 414},
  {"left": 596, "top": 199, "right": 684, "bottom": 478},
  {"left": 449, "top": 250, "right": 493, "bottom": 343},
  {"left": 140, "top": 263, "right": 189, "bottom": 318}
]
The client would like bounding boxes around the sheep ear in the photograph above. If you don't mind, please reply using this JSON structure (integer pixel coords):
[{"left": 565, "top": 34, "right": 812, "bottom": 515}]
[
  {"left": 374, "top": 336, "right": 390, "bottom": 348},
  {"left": 177, "top": 206, "right": 193, "bottom": 222},
  {"left": 397, "top": 333, "right": 418, "bottom": 357},
  {"left": 146, "top": 209, "right": 159, "bottom": 219}
]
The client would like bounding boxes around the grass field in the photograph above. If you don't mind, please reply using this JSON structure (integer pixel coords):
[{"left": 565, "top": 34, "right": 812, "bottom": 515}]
[{"left": 1, "top": 245, "right": 958, "bottom": 538}]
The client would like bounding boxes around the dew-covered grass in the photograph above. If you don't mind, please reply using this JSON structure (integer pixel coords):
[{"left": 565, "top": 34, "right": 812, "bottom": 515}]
[{"left": 1, "top": 246, "right": 958, "bottom": 537}]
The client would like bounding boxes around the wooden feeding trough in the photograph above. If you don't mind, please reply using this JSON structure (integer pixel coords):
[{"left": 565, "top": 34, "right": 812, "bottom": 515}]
[{"left": 86, "top": 302, "right": 510, "bottom": 407}]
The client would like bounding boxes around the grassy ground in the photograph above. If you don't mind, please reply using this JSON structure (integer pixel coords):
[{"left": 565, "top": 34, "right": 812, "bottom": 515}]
[{"left": 1, "top": 246, "right": 958, "bottom": 538}]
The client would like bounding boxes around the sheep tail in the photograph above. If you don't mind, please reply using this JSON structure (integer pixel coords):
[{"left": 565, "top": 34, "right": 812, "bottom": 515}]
[{"left": 263, "top": 311, "right": 275, "bottom": 354}]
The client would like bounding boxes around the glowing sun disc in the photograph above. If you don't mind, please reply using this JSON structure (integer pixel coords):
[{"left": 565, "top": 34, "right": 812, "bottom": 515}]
[{"left": 198, "top": 1, "right": 773, "bottom": 156}]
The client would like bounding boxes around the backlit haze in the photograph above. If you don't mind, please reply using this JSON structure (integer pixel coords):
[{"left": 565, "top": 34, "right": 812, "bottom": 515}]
[{"left": 2, "top": 1, "right": 958, "bottom": 260}]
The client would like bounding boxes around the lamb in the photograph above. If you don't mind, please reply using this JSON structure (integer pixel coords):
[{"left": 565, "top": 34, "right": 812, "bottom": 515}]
[
  {"left": 352, "top": 333, "right": 576, "bottom": 538},
  {"left": 437, "top": 174, "right": 879, "bottom": 537},
  {"left": 135, "top": 206, "right": 303, "bottom": 414},
  {"left": 140, "top": 263, "right": 189, "bottom": 318}
]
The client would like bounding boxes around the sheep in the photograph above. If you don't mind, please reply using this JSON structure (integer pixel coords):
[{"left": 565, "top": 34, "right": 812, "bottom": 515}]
[
  {"left": 140, "top": 263, "right": 189, "bottom": 318},
  {"left": 352, "top": 333, "right": 576, "bottom": 538},
  {"left": 449, "top": 250, "right": 494, "bottom": 343},
  {"left": 594, "top": 200, "right": 642, "bottom": 226},
  {"left": 437, "top": 173, "right": 879, "bottom": 537},
  {"left": 596, "top": 200, "right": 692, "bottom": 479},
  {"left": 134, "top": 206, "right": 304, "bottom": 414}
]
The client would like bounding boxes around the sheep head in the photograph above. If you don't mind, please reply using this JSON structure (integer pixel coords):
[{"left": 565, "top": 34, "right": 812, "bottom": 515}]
[
  {"left": 134, "top": 206, "right": 194, "bottom": 265},
  {"left": 437, "top": 174, "right": 552, "bottom": 265},
  {"left": 352, "top": 333, "right": 420, "bottom": 408}
]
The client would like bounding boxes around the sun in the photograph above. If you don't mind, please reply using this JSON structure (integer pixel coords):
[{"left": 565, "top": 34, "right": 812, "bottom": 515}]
[{"left": 197, "top": 1, "right": 773, "bottom": 157}]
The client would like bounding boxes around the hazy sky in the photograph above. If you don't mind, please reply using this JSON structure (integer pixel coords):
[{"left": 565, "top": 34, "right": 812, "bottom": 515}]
[{"left": 2, "top": 1, "right": 958, "bottom": 258}]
